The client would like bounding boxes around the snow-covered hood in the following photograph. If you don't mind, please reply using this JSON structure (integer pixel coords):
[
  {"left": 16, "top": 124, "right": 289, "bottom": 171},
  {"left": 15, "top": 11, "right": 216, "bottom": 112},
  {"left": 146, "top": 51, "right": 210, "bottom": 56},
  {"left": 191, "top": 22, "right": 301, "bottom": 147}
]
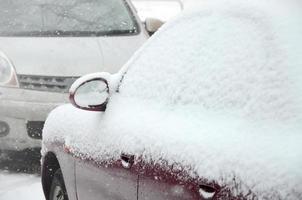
[{"left": 0, "top": 37, "right": 104, "bottom": 77}]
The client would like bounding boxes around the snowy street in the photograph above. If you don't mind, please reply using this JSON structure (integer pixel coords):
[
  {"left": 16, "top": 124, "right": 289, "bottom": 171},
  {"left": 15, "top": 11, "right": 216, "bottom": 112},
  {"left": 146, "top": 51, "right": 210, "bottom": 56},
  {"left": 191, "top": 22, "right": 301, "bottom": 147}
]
[
  {"left": 0, "top": 171, "right": 44, "bottom": 200},
  {"left": 0, "top": 149, "right": 43, "bottom": 200}
]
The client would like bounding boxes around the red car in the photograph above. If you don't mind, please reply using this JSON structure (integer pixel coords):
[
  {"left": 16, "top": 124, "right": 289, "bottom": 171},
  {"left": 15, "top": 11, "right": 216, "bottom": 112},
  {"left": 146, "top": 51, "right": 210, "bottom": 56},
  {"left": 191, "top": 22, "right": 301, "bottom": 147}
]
[{"left": 41, "top": 1, "right": 302, "bottom": 200}]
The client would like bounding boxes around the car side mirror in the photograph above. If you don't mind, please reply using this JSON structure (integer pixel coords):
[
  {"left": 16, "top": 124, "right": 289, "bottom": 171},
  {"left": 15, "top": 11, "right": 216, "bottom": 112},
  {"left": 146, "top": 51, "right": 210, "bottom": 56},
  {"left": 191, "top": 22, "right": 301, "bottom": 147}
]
[
  {"left": 145, "top": 17, "right": 164, "bottom": 35},
  {"left": 69, "top": 74, "right": 110, "bottom": 112}
]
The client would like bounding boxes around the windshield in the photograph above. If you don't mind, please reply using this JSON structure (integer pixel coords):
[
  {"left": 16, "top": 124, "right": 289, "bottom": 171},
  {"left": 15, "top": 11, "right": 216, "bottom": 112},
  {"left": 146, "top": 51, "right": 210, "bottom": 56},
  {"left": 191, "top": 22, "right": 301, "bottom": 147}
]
[
  {"left": 0, "top": 0, "right": 139, "bottom": 37},
  {"left": 120, "top": 12, "right": 302, "bottom": 121}
]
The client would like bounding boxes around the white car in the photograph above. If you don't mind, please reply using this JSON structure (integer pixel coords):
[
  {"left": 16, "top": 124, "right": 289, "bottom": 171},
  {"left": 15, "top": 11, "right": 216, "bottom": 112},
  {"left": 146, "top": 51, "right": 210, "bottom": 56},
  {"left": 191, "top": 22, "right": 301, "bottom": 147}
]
[{"left": 0, "top": 0, "right": 154, "bottom": 151}]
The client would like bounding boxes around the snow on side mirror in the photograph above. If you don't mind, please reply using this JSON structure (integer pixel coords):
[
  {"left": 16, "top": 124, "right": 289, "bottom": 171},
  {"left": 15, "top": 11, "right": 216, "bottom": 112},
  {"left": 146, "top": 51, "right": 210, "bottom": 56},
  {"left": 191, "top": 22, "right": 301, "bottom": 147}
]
[
  {"left": 145, "top": 17, "right": 164, "bottom": 35},
  {"left": 69, "top": 73, "right": 110, "bottom": 112}
]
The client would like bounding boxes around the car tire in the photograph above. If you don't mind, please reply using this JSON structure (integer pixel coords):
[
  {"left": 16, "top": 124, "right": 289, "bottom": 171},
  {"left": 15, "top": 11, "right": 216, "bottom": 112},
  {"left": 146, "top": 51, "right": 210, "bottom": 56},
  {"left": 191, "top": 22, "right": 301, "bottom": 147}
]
[{"left": 49, "top": 169, "right": 69, "bottom": 200}]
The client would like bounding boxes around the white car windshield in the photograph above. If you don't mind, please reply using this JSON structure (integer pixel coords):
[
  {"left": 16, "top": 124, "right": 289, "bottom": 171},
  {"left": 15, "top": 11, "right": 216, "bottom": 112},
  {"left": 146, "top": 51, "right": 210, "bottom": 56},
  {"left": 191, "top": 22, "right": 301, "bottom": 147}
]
[
  {"left": 121, "top": 10, "right": 302, "bottom": 121},
  {"left": 0, "top": 0, "right": 139, "bottom": 36}
]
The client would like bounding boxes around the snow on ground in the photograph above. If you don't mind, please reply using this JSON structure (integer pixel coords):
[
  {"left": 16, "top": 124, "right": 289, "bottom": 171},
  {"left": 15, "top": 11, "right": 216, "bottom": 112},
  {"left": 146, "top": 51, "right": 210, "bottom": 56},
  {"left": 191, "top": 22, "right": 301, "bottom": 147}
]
[{"left": 0, "top": 170, "right": 44, "bottom": 200}]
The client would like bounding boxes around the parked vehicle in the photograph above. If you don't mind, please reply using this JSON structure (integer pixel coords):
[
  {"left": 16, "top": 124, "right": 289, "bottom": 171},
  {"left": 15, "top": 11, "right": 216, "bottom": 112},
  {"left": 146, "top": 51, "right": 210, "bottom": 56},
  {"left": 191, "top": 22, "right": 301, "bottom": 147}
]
[
  {"left": 42, "top": 1, "right": 302, "bottom": 200},
  {"left": 0, "top": 0, "right": 162, "bottom": 151}
]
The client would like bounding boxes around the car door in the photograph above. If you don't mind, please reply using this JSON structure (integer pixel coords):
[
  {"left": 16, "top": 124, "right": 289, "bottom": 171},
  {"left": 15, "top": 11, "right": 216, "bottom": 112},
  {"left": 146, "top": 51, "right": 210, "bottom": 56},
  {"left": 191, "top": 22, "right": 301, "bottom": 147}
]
[
  {"left": 138, "top": 162, "right": 196, "bottom": 200},
  {"left": 137, "top": 160, "right": 217, "bottom": 200},
  {"left": 75, "top": 153, "right": 139, "bottom": 200}
]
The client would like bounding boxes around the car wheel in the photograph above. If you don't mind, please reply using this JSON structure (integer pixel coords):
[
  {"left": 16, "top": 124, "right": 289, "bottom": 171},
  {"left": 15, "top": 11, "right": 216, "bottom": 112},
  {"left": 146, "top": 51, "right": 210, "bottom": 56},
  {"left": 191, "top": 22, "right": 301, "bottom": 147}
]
[{"left": 49, "top": 169, "right": 69, "bottom": 200}]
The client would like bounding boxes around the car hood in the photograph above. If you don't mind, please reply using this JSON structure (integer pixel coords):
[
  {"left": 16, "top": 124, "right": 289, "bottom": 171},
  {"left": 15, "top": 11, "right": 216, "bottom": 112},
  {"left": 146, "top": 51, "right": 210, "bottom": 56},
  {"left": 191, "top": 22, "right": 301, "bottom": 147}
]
[{"left": 0, "top": 37, "right": 104, "bottom": 77}]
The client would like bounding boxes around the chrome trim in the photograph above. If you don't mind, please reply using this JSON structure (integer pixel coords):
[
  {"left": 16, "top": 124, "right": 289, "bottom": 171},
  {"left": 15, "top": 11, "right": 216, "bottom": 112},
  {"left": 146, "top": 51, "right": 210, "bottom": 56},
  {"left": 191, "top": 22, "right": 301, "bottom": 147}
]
[{"left": 18, "top": 75, "right": 78, "bottom": 93}]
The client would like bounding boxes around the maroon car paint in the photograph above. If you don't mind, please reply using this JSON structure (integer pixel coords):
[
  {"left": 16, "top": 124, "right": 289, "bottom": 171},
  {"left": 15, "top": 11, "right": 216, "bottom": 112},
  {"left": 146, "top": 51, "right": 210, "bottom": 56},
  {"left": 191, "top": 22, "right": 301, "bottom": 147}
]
[
  {"left": 45, "top": 142, "right": 230, "bottom": 200},
  {"left": 44, "top": 133, "right": 258, "bottom": 200}
]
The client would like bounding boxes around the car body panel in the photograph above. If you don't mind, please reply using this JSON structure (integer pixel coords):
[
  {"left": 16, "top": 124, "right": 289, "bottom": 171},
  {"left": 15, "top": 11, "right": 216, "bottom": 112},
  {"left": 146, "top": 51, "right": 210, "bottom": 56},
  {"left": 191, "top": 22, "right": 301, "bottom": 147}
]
[
  {"left": 42, "top": 143, "right": 77, "bottom": 200},
  {"left": 0, "top": 87, "right": 67, "bottom": 119},
  {"left": 0, "top": 87, "right": 66, "bottom": 150},
  {"left": 0, "top": 37, "right": 104, "bottom": 77},
  {"left": 43, "top": 140, "right": 141, "bottom": 200},
  {"left": 75, "top": 157, "right": 139, "bottom": 200},
  {"left": 137, "top": 160, "right": 200, "bottom": 200},
  {"left": 0, "top": 35, "right": 148, "bottom": 77}
]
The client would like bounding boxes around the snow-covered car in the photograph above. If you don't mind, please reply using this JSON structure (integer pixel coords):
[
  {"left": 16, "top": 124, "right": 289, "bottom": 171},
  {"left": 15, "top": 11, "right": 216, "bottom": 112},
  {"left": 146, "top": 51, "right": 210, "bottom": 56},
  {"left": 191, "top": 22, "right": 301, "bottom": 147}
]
[
  {"left": 0, "top": 0, "right": 153, "bottom": 151},
  {"left": 42, "top": 1, "right": 302, "bottom": 200}
]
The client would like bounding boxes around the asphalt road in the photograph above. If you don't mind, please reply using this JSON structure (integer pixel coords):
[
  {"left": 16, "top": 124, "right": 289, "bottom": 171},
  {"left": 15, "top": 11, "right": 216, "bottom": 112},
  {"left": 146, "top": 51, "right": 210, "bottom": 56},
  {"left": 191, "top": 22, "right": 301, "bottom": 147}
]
[
  {"left": 0, "top": 148, "right": 41, "bottom": 174},
  {"left": 0, "top": 148, "right": 44, "bottom": 199}
]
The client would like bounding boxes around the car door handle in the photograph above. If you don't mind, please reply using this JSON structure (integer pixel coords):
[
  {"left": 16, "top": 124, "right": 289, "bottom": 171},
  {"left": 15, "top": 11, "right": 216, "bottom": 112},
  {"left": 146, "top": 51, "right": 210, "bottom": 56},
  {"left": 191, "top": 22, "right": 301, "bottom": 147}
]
[
  {"left": 198, "top": 184, "right": 219, "bottom": 200},
  {"left": 120, "top": 153, "right": 134, "bottom": 169}
]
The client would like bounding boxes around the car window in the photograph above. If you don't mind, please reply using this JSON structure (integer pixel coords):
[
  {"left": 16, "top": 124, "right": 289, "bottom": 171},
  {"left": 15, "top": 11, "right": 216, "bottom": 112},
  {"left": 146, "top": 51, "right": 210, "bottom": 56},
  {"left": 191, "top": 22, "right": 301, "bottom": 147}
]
[{"left": 0, "top": 0, "right": 139, "bottom": 37}]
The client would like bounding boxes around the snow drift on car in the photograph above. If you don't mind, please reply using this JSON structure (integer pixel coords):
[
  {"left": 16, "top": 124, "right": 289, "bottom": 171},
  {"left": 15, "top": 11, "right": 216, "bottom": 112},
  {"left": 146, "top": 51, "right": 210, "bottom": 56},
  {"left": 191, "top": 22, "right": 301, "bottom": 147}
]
[{"left": 43, "top": 0, "right": 302, "bottom": 199}]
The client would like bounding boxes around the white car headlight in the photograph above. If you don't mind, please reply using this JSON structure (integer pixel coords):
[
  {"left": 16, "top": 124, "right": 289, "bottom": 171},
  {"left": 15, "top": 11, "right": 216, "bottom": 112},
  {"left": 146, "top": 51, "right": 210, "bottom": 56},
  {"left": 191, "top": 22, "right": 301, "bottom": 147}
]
[{"left": 0, "top": 52, "right": 18, "bottom": 87}]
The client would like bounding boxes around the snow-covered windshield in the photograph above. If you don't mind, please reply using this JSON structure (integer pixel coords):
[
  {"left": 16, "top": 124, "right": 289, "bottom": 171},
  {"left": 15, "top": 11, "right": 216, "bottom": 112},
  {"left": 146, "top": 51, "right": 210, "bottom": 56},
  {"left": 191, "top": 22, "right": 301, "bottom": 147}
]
[
  {"left": 0, "top": 0, "right": 138, "bottom": 37},
  {"left": 120, "top": 7, "right": 302, "bottom": 121}
]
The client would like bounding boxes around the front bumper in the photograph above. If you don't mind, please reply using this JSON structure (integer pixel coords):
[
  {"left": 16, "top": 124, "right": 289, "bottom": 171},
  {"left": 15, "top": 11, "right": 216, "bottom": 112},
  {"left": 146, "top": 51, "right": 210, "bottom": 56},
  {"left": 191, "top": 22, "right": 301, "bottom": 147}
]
[{"left": 0, "top": 86, "right": 69, "bottom": 150}]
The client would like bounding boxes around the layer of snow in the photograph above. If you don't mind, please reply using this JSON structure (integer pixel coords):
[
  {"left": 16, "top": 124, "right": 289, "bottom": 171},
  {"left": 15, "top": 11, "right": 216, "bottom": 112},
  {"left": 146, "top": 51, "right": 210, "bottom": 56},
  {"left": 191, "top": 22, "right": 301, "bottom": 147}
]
[
  {"left": 0, "top": 171, "right": 44, "bottom": 200},
  {"left": 43, "top": 0, "right": 302, "bottom": 199}
]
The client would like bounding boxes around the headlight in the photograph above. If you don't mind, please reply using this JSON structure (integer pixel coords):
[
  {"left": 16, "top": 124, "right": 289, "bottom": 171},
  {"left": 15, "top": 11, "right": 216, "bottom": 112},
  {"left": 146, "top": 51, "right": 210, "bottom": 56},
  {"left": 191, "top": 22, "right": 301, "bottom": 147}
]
[{"left": 0, "top": 51, "right": 18, "bottom": 87}]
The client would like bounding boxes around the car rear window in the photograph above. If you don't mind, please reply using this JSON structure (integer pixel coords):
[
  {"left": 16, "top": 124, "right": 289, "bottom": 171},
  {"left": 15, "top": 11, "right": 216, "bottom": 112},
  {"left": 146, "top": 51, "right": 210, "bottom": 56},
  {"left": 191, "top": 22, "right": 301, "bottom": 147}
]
[{"left": 0, "top": 0, "right": 139, "bottom": 37}]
